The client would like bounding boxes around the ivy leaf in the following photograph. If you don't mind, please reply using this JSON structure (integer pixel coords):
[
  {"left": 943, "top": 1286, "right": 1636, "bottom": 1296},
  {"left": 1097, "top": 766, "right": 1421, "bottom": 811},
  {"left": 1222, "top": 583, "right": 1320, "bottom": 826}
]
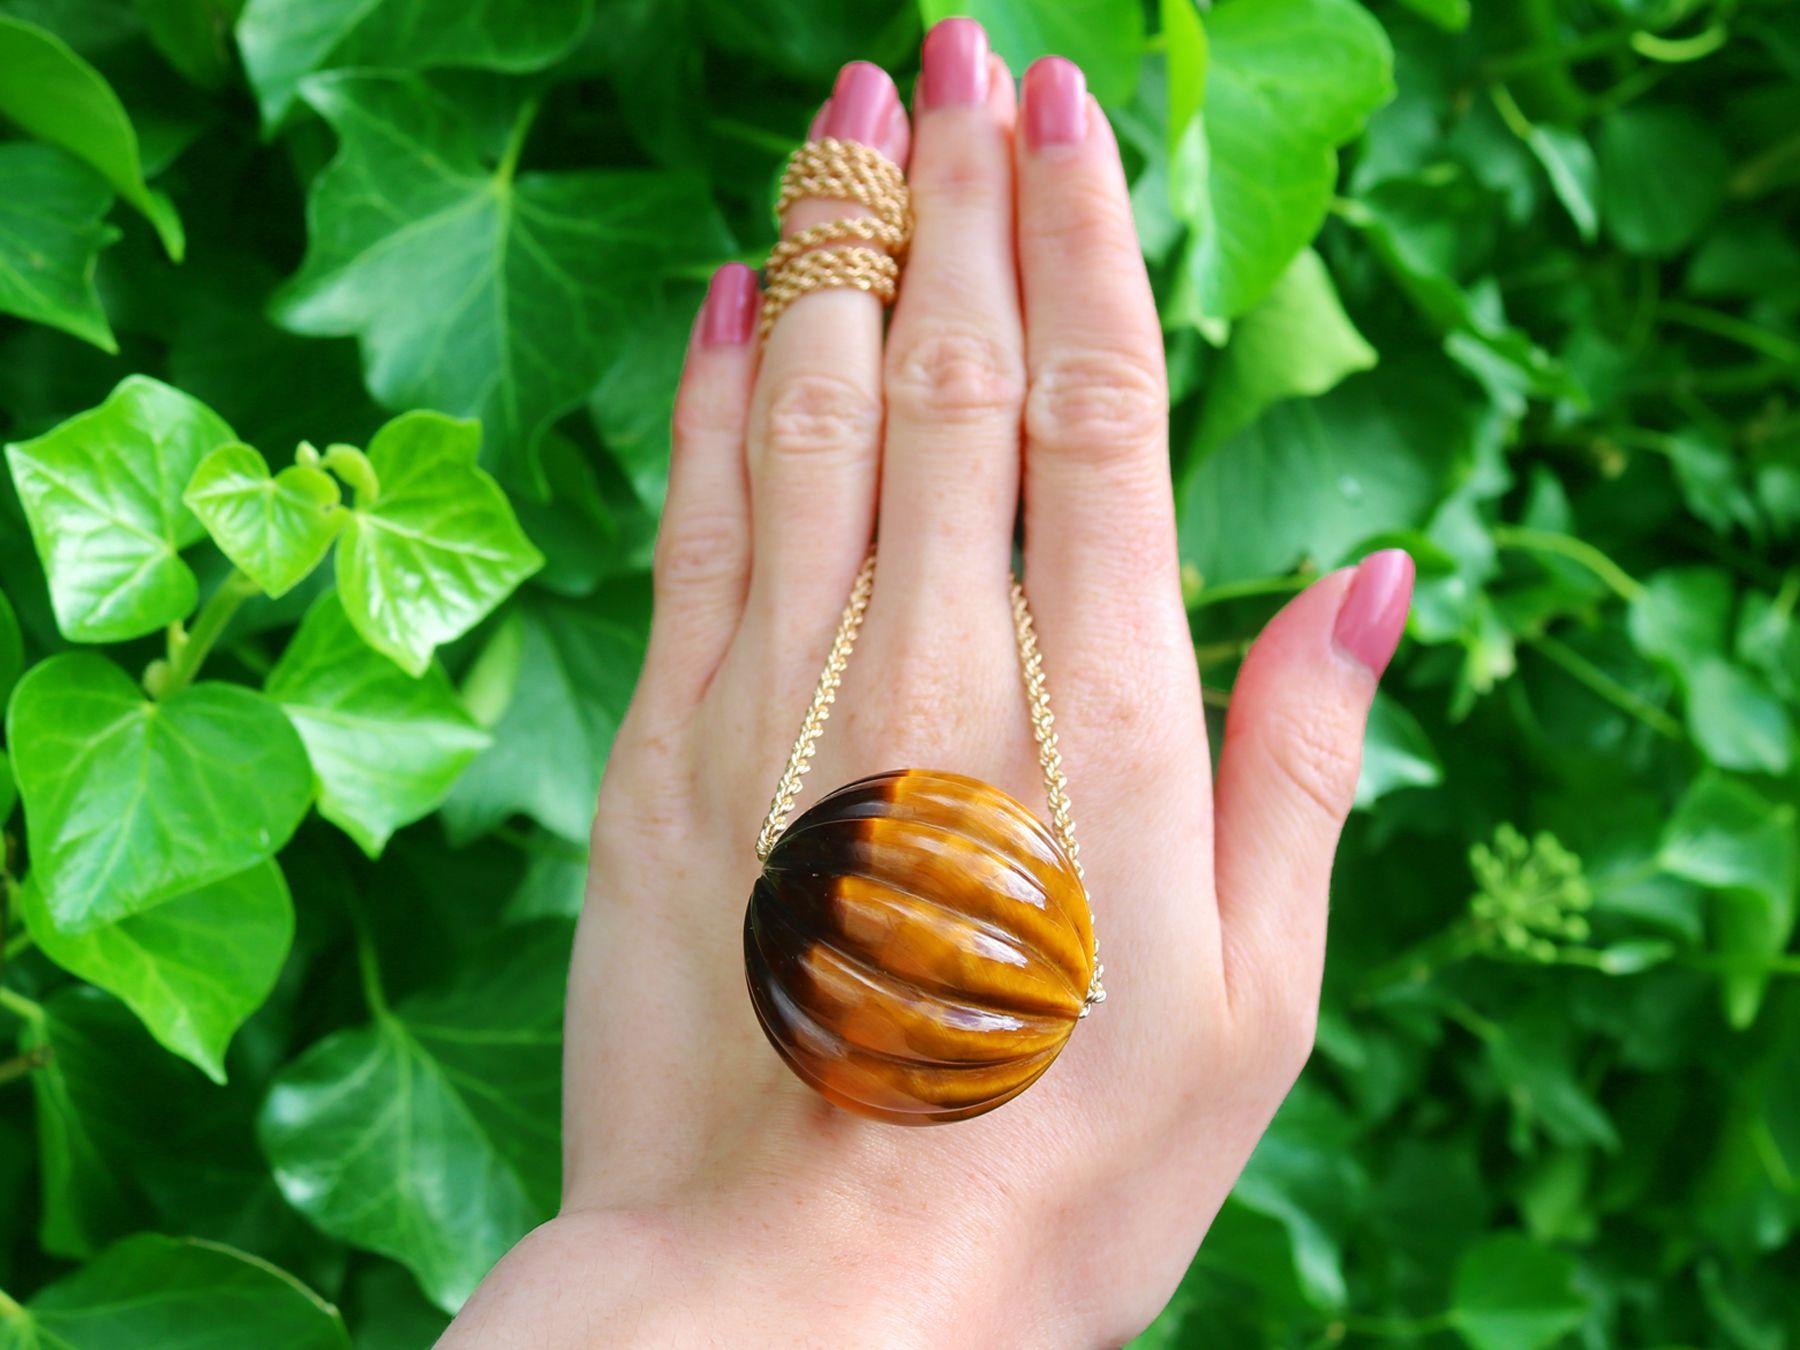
[
  {"left": 183, "top": 442, "right": 344, "bottom": 599},
  {"left": 257, "top": 920, "right": 569, "bottom": 1312},
  {"left": 0, "top": 143, "right": 119, "bottom": 353},
  {"left": 1597, "top": 104, "right": 1728, "bottom": 258},
  {"left": 440, "top": 591, "right": 644, "bottom": 844},
  {"left": 920, "top": 0, "right": 1145, "bottom": 104},
  {"left": 0, "top": 1233, "right": 348, "bottom": 1348},
  {"left": 236, "top": 0, "right": 593, "bottom": 126},
  {"left": 0, "top": 14, "right": 185, "bottom": 259},
  {"left": 1659, "top": 772, "right": 1799, "bottom": 1028},
  {"left": 1355, "top": 691, "right": 1443, "bottom": 809},
  {"left": 6, "top": 652, "right": 313, "bottom": 932},
  {"left": 332, "top": 412, "right": 542, "bottom": 676},
  {"left": 1180, "top": 356, "right": 1475, "bottom": 585},
  {"left": 1524, "top": 123, "right": 1599, "bottom": 243},
  {"left": 4, "top": 375, "right": 233, "bottom": 643},
  {"left": 17, "top": 862, "right": 294, "bottom": 1084},
  {"left": 273, "top": 71, "right": 732, "bottom": 488},
  {"left": 1449, "top": 1233, "right": 1590, "bottom": 1350},
  {"left": 1169, "top": 0, "right": 1393, "bottom": 322},
  {"left": 1195, "top": 248, "right": 1377, "bottom": 453},
  {"left": 267, "top": 590, "right": 490, "bottom": 856}
]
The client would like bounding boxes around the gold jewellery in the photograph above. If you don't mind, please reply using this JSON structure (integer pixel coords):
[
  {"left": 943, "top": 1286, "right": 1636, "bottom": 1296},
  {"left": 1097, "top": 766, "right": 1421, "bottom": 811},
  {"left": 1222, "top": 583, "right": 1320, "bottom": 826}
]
[
  {"left": 743, "top": 551, "right": 1105, "bottom": 1125},
  {"left": 757, "top": 137, "right": 913, "bottom": 338}
]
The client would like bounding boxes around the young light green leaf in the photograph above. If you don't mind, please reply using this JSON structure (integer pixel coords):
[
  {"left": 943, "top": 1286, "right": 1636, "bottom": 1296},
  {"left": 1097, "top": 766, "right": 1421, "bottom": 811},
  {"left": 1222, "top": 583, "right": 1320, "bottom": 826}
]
[
  {"left": 4, "top": 375, "right": 232, "bottom": 642},
  {"left": 0, "top": 143, "right": 120, "bottom": 352},
  {"left": 258, "top": 920, "right": 569, "bottom": 1312},
  {"left": 0, "top": 14, "right": 185, "bottom": 259},
  {"left": 440, "top": 593, "right": 644, "bottom": 844},
  {"left": 267, "top": 590, "right": 490, "bottom": 856},
  {"left": 0, "top": 1233, "right": 348, "bottom": 1348},
  {"left": 1449, "top": 1233, "right": 1590, "bottom": 1350},
  {"left": 237, "top": 0, "right": 592, "bottom": 125},
  {"left": 6, "top": 652, "right": 313, "bottom": 932},
  {"left": 919, "top": 0, "right": 1144, "bottom": 104},
  {"left": 333, "top": 412, "right": 542, "bottom": 675},
  {"left": 1169, "top": 0, "right": 1393, "bottom": 322},
  {"left": 1597, "top": 104, "right": 1727, "bottom": 258},
  {"left": 17, "top": 862, "right": 294, "bottom": 1084},
  {"left": 1195, "top": 249, "right": 1377, "bottom": 453},
  {"left": 183, "top": 441, "right": 343, "bottom": 598},
  {"left": 273, "top": 71, "right": 731, "bottom": 487}
]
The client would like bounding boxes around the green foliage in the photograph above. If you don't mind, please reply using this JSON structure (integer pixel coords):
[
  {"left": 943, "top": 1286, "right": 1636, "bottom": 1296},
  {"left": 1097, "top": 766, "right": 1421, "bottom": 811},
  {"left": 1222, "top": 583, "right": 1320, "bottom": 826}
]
[{"left": 0, "top": 0, "right": 1794, "bottom": 1345}]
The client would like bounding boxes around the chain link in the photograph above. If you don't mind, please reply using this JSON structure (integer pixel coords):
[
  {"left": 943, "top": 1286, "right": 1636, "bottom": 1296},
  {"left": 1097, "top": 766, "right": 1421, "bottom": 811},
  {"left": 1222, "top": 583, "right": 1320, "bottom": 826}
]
[{"left": 754, "top": 550, "right": 1104, "bottom": 1009}]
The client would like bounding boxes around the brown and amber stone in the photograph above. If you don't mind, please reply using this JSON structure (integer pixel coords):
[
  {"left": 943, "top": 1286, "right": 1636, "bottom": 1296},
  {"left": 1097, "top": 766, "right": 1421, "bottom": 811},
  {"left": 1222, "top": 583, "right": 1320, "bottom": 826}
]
[{"left": 744, "top": 768, "right": 1095, "bottom": 1125}]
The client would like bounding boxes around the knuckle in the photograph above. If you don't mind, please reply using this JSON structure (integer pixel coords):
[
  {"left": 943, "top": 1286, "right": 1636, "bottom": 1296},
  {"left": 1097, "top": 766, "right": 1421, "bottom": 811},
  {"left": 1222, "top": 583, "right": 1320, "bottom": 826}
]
[
  {"left": 910, "top": 147, "right": 1007, "bottom": 206},
  {"left": 652, "top": 512, "right": 746, "bottom": 593},
  {"left": 671, "top": 388, "right": 742, "bottom": 448},
  {"left": 1026, "top": 345, "right": 1167, "bottom": 461},
  {"left": 1022, "top": 178, "right": 1137, "bottom": 262},
  {"left": 885, "top": 324, "right": 1026, "bottom": 426},
  {"left": 757, "top": 370, "right": 882, "bottom": 462},
  {"left": 1264, "top": 701, "right": 1363, "bottom": 825}
]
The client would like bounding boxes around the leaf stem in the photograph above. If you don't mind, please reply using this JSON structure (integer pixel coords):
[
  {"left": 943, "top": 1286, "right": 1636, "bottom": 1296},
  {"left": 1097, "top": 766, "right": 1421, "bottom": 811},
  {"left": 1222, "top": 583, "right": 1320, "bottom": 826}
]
[
  {"left": 151, "top": 570, "right": 260, "bottom": 700},
  {"left": 1188, "top": 572, "right": 1314, "bottom": 612},
  {"left": 1660, "top": 302, "right": 1800, "bottom": 367},
  {"left": 0, "top": 986, "right": 43, "bottom": 1025},
  {"left": 0, "top": 1047, "right": 48, "bottom": 1088},
  {"left": 1526, "top": 633, "right": 1686, "bottom": 741},
  {"left": 2, "top": 929, "right": 31, "bottom": 962},
  {"left": 346, "top": 897, "right": 390, "bottom": 1020},
  {"left": 1491, "top": 524, "right": 1645, "bottom": 603},
  {"left": 497, "top": 98, "right": 541, "bottom": 186}
]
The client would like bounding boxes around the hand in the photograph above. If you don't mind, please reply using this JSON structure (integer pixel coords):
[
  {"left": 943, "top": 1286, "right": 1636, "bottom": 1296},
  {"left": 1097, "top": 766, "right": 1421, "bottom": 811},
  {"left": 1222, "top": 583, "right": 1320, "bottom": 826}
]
[{"left": 443, "top": 20, "right": 1413, "bottom": 1347}]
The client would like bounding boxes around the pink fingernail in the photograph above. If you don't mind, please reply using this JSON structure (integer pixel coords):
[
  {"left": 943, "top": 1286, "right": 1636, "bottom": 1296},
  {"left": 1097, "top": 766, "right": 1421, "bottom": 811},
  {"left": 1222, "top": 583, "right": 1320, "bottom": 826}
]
[
  {"left": 823, "top": 61, "right": 897, "bottom": 144},
  {"left": 1022, "top": 57, "right": 1086, "bottom": 149},
  {"left": 920, "top": 18, "right": 990, "bottom": 110},
  {"left": 698, "top": 263, "right": 758, "bottom": 347},
  {"left": 1332, "top": 550, "right": 1415, "bottom": 678}
]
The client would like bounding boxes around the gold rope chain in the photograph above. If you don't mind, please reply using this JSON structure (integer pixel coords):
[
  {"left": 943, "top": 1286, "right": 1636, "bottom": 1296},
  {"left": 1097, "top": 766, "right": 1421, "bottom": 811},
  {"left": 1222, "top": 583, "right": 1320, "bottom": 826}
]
[
  {"left": 753, "top": 551, "right": 1105, "bottom": 1010},
  {"left": 759, "top": 137, "right": 913, "bottom": 340}
]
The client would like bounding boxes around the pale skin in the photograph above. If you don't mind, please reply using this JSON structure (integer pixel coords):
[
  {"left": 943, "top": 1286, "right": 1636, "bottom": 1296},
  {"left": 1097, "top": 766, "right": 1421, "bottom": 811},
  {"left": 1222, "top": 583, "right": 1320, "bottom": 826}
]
[{"left": 442, "top": 21, "right": 1413, "bottom": 1348}]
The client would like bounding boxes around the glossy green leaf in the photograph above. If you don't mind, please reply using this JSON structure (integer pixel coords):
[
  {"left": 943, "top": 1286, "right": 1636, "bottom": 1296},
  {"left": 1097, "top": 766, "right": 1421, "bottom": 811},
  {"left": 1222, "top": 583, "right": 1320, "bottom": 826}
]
[
  {"left": 1449, "top": 1233, "right": 1590, "bottom": 1350},
  {"left": 331, "top": 411, "right": 542, "bottom": 675},
  {"left": 0, "top": 1233, "right": 348, "bottom": 1348},
  {"left": 258, "top": 920, "right": 569, "bottom": 1312},
  {"left": 1685, "top": 656, "right": 1793, "bottom": 776},
  {"left": 1180, "top": 357, "right": 1472, "bottom": 584},
  {"left": 273, "top": 71, "right": 732, "bottom": 487},
  {"left": 267, "top": 590, "right": 489, "bottom": 855},
  {"left": 1525, "top": 124, "right": 1599, "bottom": 242},
  {"left": 1355, "top": 691, "right": 1443, "bottom": 809},
  {"left": 0, "top": 143, "right": 119, "bottom": 352},
  {"left": 183, "top": 442, "right": 344, "bottom": 598},
  {"left": 920, "top": 0, "right": 1144, "bottom": 104},
  {"left": 4, "top": 375, "right": 233, "bottom": 643},
  {"left": 17, "top": 862, "right": 293, "bottom": 1083},
  {"left": 1195, "top": 248, "right": 1377, "bottom": 453},
  {"left": 441, "top": 592, "right": 644, "bottom": 844},
  {"left": 0, "top": 14, "right": 184, "bottom": 258},
  {"left": 237, "top": 0, "right": 593, "bottom": 125},
  {"left": 6, "top": 652, "right": 312, "bottom": 932},
  {"left": 1170, "top": 0, "right": 1393, "bottom": 321}
]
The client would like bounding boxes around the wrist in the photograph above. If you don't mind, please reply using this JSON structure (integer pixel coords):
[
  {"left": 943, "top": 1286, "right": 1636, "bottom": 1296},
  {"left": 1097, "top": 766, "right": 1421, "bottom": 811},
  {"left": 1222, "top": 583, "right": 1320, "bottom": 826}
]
[{"left": 443, "top": 1191, "right": 1075, "bottom": 1348}]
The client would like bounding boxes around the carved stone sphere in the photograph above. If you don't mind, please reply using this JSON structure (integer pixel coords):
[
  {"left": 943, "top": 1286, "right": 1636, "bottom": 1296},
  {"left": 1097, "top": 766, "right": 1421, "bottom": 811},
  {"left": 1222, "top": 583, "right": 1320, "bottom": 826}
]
[{"left": 744, "top": 768, "right": 1094, "bottom": 1125}]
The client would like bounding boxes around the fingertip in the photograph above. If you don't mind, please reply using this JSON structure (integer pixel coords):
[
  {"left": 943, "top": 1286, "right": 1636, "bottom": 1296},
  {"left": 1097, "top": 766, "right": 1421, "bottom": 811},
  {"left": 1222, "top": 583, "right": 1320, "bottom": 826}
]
[
  {"left": 695, "top": 262, "right": 760, "bottom": 351},
  {"left": 1331, "top": 549, "right": 1414, "bottom": 679}
]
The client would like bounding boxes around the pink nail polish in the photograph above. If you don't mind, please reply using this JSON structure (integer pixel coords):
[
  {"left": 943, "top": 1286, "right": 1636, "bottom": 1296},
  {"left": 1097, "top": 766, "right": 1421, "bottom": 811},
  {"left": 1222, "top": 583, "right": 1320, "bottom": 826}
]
[
  {"left": 1333, "top": 549, "right": 1415, "bottom": 678},
  {"left": 1022, "top": 56, "right": 1087, "bottom": 149},
  {"left": 920, "top": 18, "right": 990, "bottom": 110},
  {"left": 823, "top": 61, "right": 896, "bottom": 145},
  {"left": 698, "top": 263, "right": 758, "bottom": 347}
]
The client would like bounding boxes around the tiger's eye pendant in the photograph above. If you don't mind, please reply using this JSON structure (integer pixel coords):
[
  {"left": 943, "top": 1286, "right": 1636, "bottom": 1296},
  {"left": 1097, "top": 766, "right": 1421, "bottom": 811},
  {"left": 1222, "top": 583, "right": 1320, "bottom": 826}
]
[{"left": 745, "top": 769, "right": 1095, "bottom": 1124}]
